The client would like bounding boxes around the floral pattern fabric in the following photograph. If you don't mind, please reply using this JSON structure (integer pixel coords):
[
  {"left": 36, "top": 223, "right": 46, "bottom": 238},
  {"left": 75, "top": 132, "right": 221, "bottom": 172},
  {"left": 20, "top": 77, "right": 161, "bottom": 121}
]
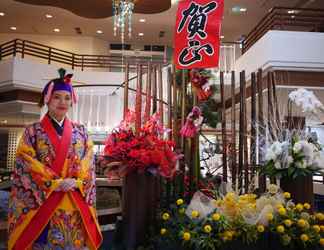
[{"left": 32, "top": 209, "right": 88, "bottom": 250}]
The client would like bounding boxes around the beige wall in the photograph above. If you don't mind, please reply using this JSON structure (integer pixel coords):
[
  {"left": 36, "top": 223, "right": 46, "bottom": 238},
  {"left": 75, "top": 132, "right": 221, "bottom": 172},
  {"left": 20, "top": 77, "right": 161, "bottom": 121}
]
[{"left": 0, "top": 33, "right": 108, "bottom": 55}]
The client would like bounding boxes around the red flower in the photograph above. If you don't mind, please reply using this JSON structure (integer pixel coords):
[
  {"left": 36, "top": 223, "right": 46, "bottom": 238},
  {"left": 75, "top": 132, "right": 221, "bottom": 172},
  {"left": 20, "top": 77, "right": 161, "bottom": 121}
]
[{"left": 102, "top": 113, "right": 179, "bottom": 179}]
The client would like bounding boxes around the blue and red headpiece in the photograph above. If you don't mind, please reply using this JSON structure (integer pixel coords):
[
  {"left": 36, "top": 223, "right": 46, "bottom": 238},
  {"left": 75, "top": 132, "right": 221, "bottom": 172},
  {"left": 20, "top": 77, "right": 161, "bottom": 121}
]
[{"left": 42, "top": 68, "right": 77, "bottom": 104}]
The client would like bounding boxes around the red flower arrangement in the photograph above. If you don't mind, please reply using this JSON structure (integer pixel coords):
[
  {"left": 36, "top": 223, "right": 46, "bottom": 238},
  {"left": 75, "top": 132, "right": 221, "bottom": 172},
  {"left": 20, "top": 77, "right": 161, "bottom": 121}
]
[{"left": 103, "top": 111, "right": 180, "bottom": 179}]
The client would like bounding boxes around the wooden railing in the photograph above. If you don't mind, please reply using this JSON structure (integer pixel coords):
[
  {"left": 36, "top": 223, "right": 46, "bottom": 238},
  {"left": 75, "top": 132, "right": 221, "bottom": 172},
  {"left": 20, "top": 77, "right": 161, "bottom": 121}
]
[
  {"left": 0, "top": 39, "right": 167, "bottom": 70},
  {"left": 242, "top": 7, "right": 324, "bottom": 53}
]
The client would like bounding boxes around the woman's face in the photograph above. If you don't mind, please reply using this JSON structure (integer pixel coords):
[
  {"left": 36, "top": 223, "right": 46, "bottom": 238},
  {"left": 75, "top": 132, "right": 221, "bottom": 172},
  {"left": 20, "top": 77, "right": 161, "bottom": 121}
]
[{"left": 47, "top": 90, "right": 72, "bottom": 120}]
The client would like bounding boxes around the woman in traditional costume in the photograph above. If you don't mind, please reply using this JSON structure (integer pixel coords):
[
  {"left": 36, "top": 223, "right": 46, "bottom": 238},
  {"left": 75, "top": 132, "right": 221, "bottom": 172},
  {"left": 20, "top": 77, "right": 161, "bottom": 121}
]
[{"left": 8, "top": 69, "right": 103, "bottom": 250}]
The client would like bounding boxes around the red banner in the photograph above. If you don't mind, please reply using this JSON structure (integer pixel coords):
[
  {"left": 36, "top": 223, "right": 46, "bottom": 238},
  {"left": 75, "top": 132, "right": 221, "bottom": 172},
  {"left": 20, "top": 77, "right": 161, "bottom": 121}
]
[{"left": 174, "top": 0, "right": 224, "bottom": 69}]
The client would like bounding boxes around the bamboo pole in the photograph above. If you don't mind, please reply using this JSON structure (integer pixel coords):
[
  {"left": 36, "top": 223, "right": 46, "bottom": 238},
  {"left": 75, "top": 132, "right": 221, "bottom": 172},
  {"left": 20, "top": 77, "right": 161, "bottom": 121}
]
[
  {"left": 231, "top": 71, "right": 237, "bottom": 190},
  {"left": 158, "top": 64, "right": 164, "bottom": 124},
  {"left": 250, "top": 72, "right": 257, "bottom": 190},
  {"left": 144, "top": 62, "right": 152, "bottom": 122},
  {"left": 123, "top": 62, "right": 129, "bottom": 118},
  {"left": 238, "top": 71, "right": 244, "bottom": 192},
  {"left": 272, "top": 72, "right": 281, "bottom": 134},
  {"left": 180, "top": 70, "right": 186, "bottom": 151},
  {"left": 135, "top": 64, "right": 142, "bottom": 134},
  {"left": 164, "top": 66, "right": 173, "bottom": 203},
  {"left": 220, "top": 71, "right": 227, "bottom": 182},
  {"left": 257, "top": 69, "right": 266, "bottom": 192},
  {"left": 267, "top": 72, "right": 275, "bottom": 141},
  {"left": 167, "top": 67, "right": 173, "bottom": 138},
  {"left": 172, "top": 65, "right": 179, "bottom": 146},
  {"left": 242, "top": 71, "right": 249, "bottom": 193},
  {"left": 152, "top": 65, "right": 158, "bottom": 113}
]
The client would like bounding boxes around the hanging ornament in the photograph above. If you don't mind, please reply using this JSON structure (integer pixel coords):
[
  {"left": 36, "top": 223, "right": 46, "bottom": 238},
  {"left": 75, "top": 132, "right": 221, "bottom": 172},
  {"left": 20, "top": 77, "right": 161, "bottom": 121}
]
[{"left": 112, "top": 0, "right": 135, "bottom": 43}]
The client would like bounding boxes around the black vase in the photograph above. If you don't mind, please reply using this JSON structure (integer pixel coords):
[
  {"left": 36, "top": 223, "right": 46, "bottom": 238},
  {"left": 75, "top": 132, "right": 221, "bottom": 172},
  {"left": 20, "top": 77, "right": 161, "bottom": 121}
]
[
  {"left": 280, "top": 175, "right": 314, "bottom": 208},
  {"left": 122, "top": 171, "right": 158, "bottom": 250}
]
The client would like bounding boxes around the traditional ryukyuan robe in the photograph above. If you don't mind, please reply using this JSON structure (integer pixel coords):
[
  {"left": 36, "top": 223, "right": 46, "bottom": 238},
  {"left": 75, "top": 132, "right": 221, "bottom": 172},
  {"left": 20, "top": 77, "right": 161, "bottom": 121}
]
[{"left": 8, "top": 115, "right": 103, "bottom": 250}]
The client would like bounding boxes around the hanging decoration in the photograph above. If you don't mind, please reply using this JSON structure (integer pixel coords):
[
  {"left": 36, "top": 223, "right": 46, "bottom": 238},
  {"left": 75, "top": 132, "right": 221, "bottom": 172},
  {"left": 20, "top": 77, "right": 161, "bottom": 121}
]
[
  {"left": 180, "top": 106, "right": 204, "bottom": 138},
  {"left": 173, "top": 0, "right": 224, "bottom": 69},
  {"left": 112, "top": 0, "right": 135, "bottom": 43},
  {"left": 177, "top": 68, "right": 220, "bottom": 129}
]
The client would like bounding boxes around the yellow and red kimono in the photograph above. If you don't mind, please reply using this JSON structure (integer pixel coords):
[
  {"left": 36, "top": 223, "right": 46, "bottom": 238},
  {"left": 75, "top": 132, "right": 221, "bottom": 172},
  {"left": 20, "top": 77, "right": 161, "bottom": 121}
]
[{"left": 8, "top": 115, "right": 102, "bottom": 250}]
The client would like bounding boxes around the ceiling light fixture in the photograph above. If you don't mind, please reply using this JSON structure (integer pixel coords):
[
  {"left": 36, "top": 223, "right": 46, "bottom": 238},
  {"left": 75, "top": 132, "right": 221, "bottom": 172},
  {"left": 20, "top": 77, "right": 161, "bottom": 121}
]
[
  {"left": 232, "top": 6, "right": 247, "bottom": 13},
  {"left": 0, "top": 12, "right": 5, "bottom": 16},
  {"left": 10, "top": 26, "right": 17, "bottom": 30},
  {"left": 97, "top": 30, "right": 103, "bottom": 34},
  {"left": 53, "top": 28, "right": 60, "bottom": 32},
  {"left": 139, "top": 18, "right": 146, "bottom": 23},
  {"left": 287, "top": 10, "right": 295, "bottom": 14},
  {"left": 112, "top": 0, "right": 135, "bottom": 43},
  {"left": 45, "top": 14, "right": 53, "bottom": 18},
  {"left": 138, "top": 32, "right": 144, "bottom": 36}
]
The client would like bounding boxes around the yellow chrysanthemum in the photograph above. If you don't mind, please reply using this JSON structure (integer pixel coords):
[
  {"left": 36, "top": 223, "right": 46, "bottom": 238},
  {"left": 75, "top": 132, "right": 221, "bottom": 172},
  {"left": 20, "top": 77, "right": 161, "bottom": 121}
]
[
  {"left": 257, "top": 225, "right": 265, "bottom": 233},
  {"left": 160, "top": 228, "right": 167, "bottom": 235},
  {"left": 276, "top": 204, "right": 284, "bottom": 210},
  {"left": 278, "top": 207, "right": 287, "bottom": 216},
  {"left": 191, "top": 210, "right": 200, "bottom": 218},
  {"left": 296, "top": 203, "right": 304, "bottom": 212},
  {"left": 298, "top": 219, "right": 306, "bottom": 228},
  {"left": 277, "top": 225, "right": 285, "bottom": 234},
  {"left": 179, "top": 208, "right": 185, "bottom": 214},
  {"left": 300, "top": 234, "right": 309, "bottom": 242},
  {"left": 176, "top": 199, "right": 184, "bottom": 206},
  {"left": 316, "top": 212, "right": 324, "bottom": 221},
  {"left": 320, "top": 225, "right": 324, "bottom": 232},
  {"left": 223, "top": 231, "right": 233, "bottom": 241},
  {"left": 162, "top": 213, "right": 170, "bottom": 221},
  {"left": 212, "top": 213, "right": 221, "bottom": 221},
  {"left": 283, "top": 192, "right": 291, "bottom": 199},
  {"left": 183, "top": 232, "right": 191, "bottom": 241},
  {"left": 313, "top": 225, "right": 321, "bottom": 233},
  {"left": 303, "top": 203, "right": 311, "bottom": 210},
  {"left": 266, "top": 213, "right": 274, "bottom": 221},
  {"left": 320, "top": 238, "right": 324, "bottom": 246},
  {"left": 214, "top": 199, "right": 223, "bottom": 207},
  {"left": 284, "top": 219, "right": 292, "bottom": 227},
  {"left": 204, "top": 225, "right": 212, "bottom": 233}
]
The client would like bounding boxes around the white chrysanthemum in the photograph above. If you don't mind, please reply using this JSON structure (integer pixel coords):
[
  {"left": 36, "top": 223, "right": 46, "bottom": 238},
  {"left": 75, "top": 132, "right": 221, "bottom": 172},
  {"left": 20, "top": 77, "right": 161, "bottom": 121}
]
[
  {"left": 288, "top": 88, "right": 324, "bottom": 113},
  {"left": 312, "top": 151, "right": 324, "bottom": 169}
]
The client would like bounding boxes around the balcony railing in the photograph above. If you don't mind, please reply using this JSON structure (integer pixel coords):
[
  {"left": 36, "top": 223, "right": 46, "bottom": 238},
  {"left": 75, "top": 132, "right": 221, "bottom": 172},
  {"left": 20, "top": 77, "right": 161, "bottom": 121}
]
[
  {"left": 242, "top": 7, "right": 324, "bottom": 54},
  {"left": 0, "top": 39, "right": 167, "bottom": 71}
]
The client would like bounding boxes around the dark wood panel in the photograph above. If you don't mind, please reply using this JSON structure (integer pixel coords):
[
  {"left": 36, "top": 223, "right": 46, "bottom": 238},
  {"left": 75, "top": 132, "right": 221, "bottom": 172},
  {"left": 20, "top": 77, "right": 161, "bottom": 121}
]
[{"left": 0, "top": 90, "right": 41, "bottom": 103}]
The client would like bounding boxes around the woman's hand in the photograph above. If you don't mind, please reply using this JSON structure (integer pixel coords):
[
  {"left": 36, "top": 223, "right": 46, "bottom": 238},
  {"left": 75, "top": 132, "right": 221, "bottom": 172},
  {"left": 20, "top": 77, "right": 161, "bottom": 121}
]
[{"left": 56, "top": 178, "right": 76, "bottom": 192}]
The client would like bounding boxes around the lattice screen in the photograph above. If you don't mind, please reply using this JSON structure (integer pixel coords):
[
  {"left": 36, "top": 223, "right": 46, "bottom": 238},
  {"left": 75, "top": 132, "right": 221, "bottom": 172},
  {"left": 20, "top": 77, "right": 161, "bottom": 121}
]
[{"left": 6, "top": 131, "right": 22, "bottom": 170}]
